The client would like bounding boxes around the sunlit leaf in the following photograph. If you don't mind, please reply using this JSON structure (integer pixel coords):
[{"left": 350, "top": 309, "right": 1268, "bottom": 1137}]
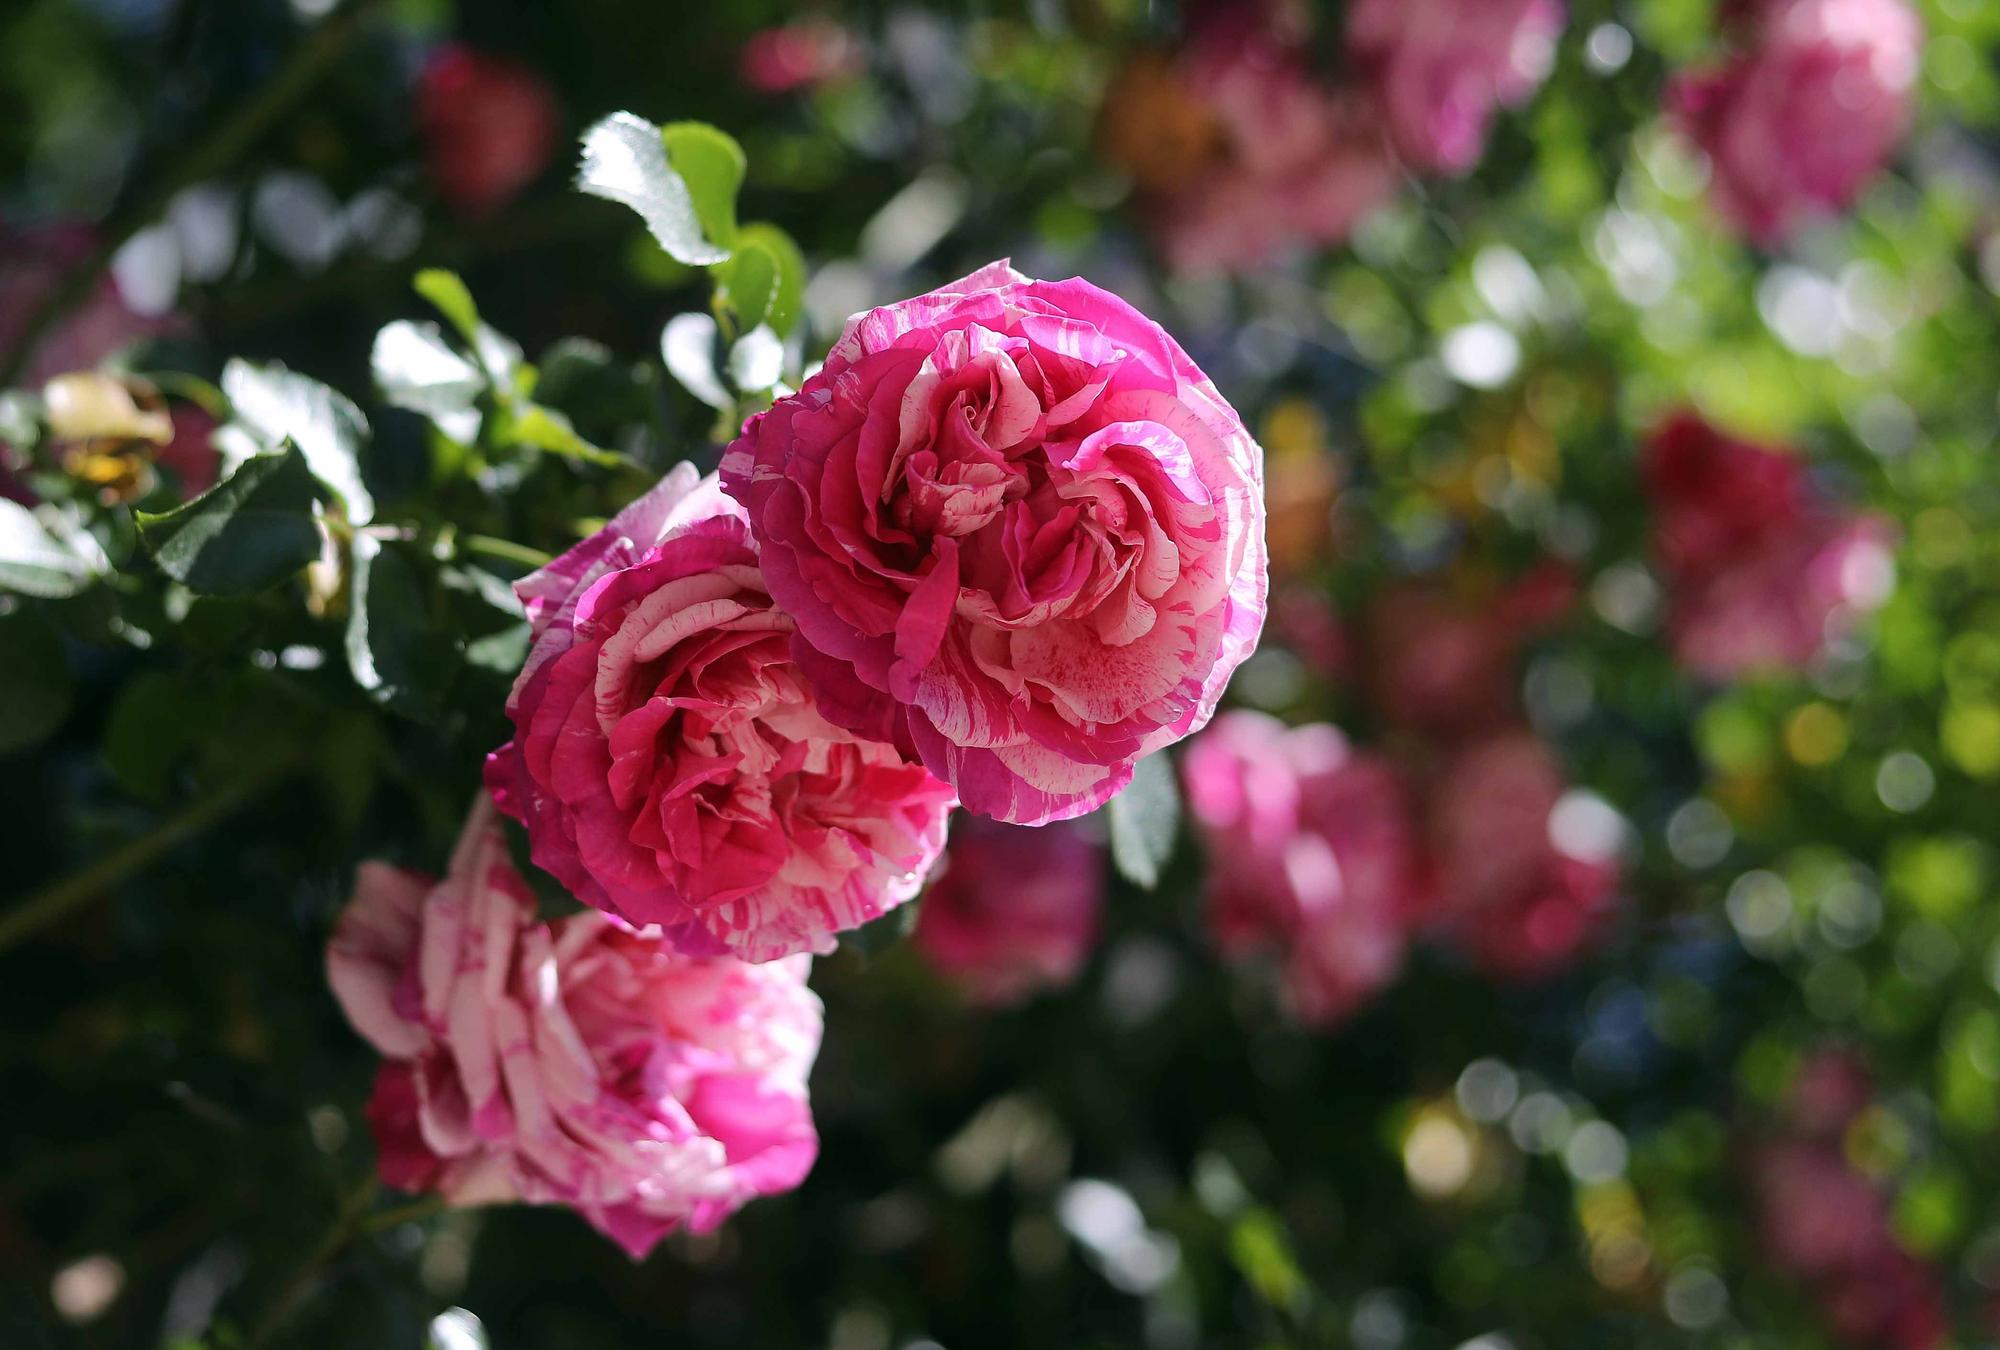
[
  {"left": 661, "top": 120, "right": 745, "bottom": 252},
  {"left": 1108, "top": 751, "right": 1181, "bottom": 891},
  {"left": 662, "top": 312, "right": 731, "bottom": 409},
  {"left": 221, "top": 359, "right": 375, "bottom": 524},
  {"left": 0, "top": 499, "right": 101, "bottom": 598},
  {"left": 578, "top": 112, "right": 731, "bottom": 266}
]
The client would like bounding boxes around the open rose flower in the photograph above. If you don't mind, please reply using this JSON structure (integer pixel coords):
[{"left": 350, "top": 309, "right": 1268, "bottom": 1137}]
[
  {"left": 1424, "top": 731, "right": 1622, "bottom": 979},
  {"left": 1183, "top": 711, "right": 1421, "bottom": 1026},
  {"left": 327, "top": 801, "right": 822, "bottom": 1258},
  {"left": 1346, "top": 0, "right": 1564, "bottom": 176},
  {"left": 912, "top": 815, "right": 1103, "bottom": 1005},
  {"left": 722, "top": 262, "right": 1268, "bottom": 825},
  {"left": 1644, "top": 412, "right": 1894, "bottom": 680},
  {"left": 484, "top": 466, "right": 955, "bottom": 961},
  {"left": 1669, "top": 0, "right": 1921, "bottom": 244}
]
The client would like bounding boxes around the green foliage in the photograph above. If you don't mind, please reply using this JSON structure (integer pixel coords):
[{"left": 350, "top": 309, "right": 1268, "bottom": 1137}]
[
  {"left": 1107, "top": 751, "right": 1181, "bottom": 891},
  {"left": 135, "top": 445, "right": 322, "bottom": 595}
]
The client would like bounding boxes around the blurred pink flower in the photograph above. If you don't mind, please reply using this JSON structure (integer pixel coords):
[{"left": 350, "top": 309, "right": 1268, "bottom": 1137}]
[
  {"left": 722, "top": 261, "right": 1267, "bottom": 825},
  {"left": 418, "top": 44, "right": 560, "bottom": 217},
  {"left": 739, "top": 19, "right": 864, "bottom": 94},
  {"left": 1644, "top": 412, "right": 1894, "bottom": 680},
  {"left": 1150, "top": 11, "right": 1400, "bottom": 275},
  {"left": 484, "top": 466, "right": 956, "bottom": 962},
  {"left": 328, "top": 800, "right": 823, "bottom": 1259},
  {"left": 0, "top": 224, "right": 173, "bottom": 386},
  {"left": 912, "top": 815, "right": 1103, "bottom": 1005},
  {"left": 1183, "top": 711, "right": 1421, "bottom": 1026},
  {"left": 1748, "top": 1052, "right": 1949, "bottom": 1350},
  {"left": 1365, "top": 563, "right": 1577, "bottom": 737},
  {"left": 1424, "top": 730, "right": 1620, "bottom": 979},
  {"left": 1669, "top": 0, "right": 1922, "bottom": 243},
  {"left": 1346, "top": 0, "right": 1565, "bottom": 176}
]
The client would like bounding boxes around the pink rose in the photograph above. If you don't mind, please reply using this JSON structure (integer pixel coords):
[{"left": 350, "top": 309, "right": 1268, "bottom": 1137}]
[
  {"left": 1425, "top": 731, "right": 1620, "bottom": 980},
  {"left": 327, "top": 801, "right": 823, "bottom": 1258},
  {"left": 417, "top": 45, "right": 560, "bottom": 217},
  {"left": 722, "top": 262, "right": 1268, "bottom": 825},
  {"left": 1669, "top": 0, "right": 1921, "bottom": 244},
  {"left": 1346, "top": 0, "right": 1564, "bottom": 176},
  {"left": 1182, "top": 711, "right": 1420, "bottom": 1026},
  {"left": 1143, "top": 11, "right": 1400, "bottom": 275},
  {"left": 484, "top": 466, "right": 956, "bottom": 961},
  {"left": 911, "top": 815, "right": 1103, "bottom": 1005},
  {"left": 739, "top": 19, "right": 864, "bottom": 95},
  {"left": 1645, "top": 413, "right": 1893, "bottom": 680},
  {"left": 1364, "top": 563, "right": 1576, "bottom": 737}
]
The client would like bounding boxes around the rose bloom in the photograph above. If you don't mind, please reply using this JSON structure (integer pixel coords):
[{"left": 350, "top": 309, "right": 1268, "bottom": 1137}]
[
  {"left": 1103, "top": 8, "right": 1400, "bottom": 276},
  {"left": 1424, "top": 731, "right": 1621, "bottom": 980},
  {"left": 484, "top": 466, "right": 955, "bottom": 961},
  {"left": 327, "top": 801, "right": 822, "bottom": 1258},
  {"left": 1669, "top": 0, "right": 1921, "bottom": 244},
  {"left": 739, "top": 18, "right": 864, "bottom": 95},
  {"left": 417, "top": 45, "right": 560, "bottom": 217},
  {"left": 723, "top": 261, "right": 1267, "bottom": 825},
  {"left": 1364, "top": 562, "right": 1576, "bottom": 737},
  {"left": 911, "top": 815, "right": 1104, "bottom": 1005},
  {"left": 1747, "top": 1052, "right": 1949, "bottom": 1350},
  {"left": 1182, "top": 711, "right": 1421, "bottom": 1026},
  {"left": 1346, "top": 0, "right": 1564, "bottom": 176},
  {"left": 1644, "top": 412, "right": 1893, "bottom": 680}
]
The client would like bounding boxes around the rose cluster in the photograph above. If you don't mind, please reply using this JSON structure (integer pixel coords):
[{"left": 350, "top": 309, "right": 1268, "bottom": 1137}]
[
  {"left": 330, "top": 262, "right": 1267, "bottom": 1249},
  {"left": 1645, "top": 411, "right": 1893, "bottom": 682},
  {"left": 1186, "top": 555, "right": 1625, "bottom": 1023},
  {"left": 1091, "top": 0, "right": 1918, "bottom": 273},
  {"left": 1097, "top": 0, "right": 1562, "bottom": 274},
  {"left": 1747, "top": 1050, "right": 1949, "bottom": 1349}
]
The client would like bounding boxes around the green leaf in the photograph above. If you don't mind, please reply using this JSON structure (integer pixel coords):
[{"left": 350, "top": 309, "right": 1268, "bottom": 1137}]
[
  {"left": 0, "top": 609, "right": 74, "bottom": 755},
  {"left": 413, "top": 269, "right": 522, "bottom": 383},
  {"left": 102, "top": 671, "right": 203, "bottom": 800},
  {"left": 371, "top": 319, "right": 485, "bottom": 420},
  {"left": 577, "top": 112, "right": 731, "bottom": 267},
  {"left": 221, "top": 359, "right": 375, "bottom": 524},
  {"left": 347, "top": 535, "right": 455, "bottom": 721},
  {"left": 714, "top": 238, "right": 778, "bottom": 331},
  {"left": 1108, "top": 751, "right": 1181, "bottom": 891},
  {"left": 1229, "top": 1209, "right": 1310, "bottom": 1313},
  {"left": 499, "top": 403, "right": 625, "bottom": 467},
  {"left": 661, "top": 120, "right": 745, "bottom": 252},
  {"left": 661, "top": 313, "right": 730, "bottom": 410},
  {"left": 0, "top": 499, "right": 101, "bottom": 598},
  {"left": 732, "top": 222, "right": 807, "bottom": 336},
  {"left": 136, "top": 445, "right": 322, "bottom": 595},
  {"left": 428, "top": 1307, "right": 489, "bottom": 1350},
  {"left": 728, "top": 326, "right": 785, "bottom": 394},
  {"left": 413, "top": 269, "right": 482, "bottom": 346}
]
